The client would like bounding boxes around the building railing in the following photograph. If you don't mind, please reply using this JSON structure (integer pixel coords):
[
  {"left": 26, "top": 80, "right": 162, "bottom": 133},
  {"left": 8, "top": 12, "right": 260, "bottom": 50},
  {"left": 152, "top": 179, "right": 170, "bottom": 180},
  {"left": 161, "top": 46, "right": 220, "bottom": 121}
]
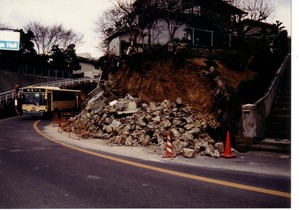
[
  {"left": 0, "top": 78, "right": 99, "bottom": 103},
  {"left": 241, "top": 53, "right": 291, "bottom": 143}
]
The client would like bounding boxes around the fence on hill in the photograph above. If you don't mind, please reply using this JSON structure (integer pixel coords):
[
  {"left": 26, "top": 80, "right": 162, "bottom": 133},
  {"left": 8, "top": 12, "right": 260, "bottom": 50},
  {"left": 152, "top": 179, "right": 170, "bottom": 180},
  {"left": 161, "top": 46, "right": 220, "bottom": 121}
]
[{"left": 0, "top": 78, "right": 99, "bottom": 103}]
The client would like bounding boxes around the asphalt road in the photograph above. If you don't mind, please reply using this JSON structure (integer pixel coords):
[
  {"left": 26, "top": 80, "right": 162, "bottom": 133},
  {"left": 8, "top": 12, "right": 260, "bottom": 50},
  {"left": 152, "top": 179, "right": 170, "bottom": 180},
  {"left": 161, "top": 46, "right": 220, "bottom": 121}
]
[{"left": 0, "top": 116, "right": 291, "bottom": 208}]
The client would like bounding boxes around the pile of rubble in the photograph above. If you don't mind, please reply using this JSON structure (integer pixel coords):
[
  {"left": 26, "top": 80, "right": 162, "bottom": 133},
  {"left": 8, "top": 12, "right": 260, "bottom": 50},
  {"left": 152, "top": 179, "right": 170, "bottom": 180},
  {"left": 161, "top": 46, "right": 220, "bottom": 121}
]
[{"left": 68, "top": 93, "right": 225, "bottom": 158}]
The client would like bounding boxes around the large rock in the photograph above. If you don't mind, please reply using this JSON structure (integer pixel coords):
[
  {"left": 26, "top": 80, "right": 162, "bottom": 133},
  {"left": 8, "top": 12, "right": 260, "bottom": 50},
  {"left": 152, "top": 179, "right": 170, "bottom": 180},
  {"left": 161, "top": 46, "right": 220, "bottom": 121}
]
[
  {"left": 162, "top": 119, "right": 172, "bottom": 128},
  {"left": 125, "top": 136, "right": 133, "bottom": 146},
  {"left": 182, "top": 148, "right": 196, "bottom": 158},
  {"left": 161, "top": 99, "right": 172, "bottom": 109},
  {"left": 172, "top": 139, "right": 184, "bottom": 155},
  {"left": 215, "top": 142, "right": 225, "bottom": 153},
  {"left": 170, "top": 128, "right": 181, "bottom": 138},
  {"left": 154, "top": 131, "right": 165, "bottom": 145},
  {"left": 181, "top": 133, "right": 193, "bottom": 141},
  {"left": 194, "top": 139, "right": 208, "bottom": 152}
]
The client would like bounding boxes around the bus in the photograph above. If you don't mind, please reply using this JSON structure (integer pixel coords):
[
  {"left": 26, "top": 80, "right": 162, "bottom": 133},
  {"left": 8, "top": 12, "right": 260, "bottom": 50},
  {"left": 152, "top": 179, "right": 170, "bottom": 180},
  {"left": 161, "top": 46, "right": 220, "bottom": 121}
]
[{"left": 21, "top": 86, "right": 82, "bottom": 117}]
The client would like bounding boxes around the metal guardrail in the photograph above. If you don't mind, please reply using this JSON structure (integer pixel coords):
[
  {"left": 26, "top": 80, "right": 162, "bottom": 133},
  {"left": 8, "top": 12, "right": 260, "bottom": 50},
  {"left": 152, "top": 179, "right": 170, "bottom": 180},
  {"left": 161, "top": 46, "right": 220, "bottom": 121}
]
[
  {"left": 0, "top": 78, "right": 99, "bottom": 103},
  {"left": 241, "top": 53, "right": 291, "bottom": 143}
]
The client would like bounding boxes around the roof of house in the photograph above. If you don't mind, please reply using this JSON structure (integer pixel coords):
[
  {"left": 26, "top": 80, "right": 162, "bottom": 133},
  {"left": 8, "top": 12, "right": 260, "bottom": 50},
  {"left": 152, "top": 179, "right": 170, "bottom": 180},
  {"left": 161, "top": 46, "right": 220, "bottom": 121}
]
[
  {"left": 183, "top": 0, "right": 246, "bottom": 16},
  {"left": 77, "top": 53, "right": 98, "bottom": 64},
  {"left": 243, "top": 20, "right": 276, "bottom": 36},
  {"left": 133, "top": 0, "right": 246, "bottom": 16}
]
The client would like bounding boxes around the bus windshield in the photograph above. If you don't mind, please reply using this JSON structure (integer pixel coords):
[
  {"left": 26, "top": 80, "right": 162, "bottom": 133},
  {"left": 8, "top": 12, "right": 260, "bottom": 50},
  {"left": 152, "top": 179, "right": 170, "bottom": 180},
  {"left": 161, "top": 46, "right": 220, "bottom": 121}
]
[{"left": 23, "top": 93, "right": 47, "bottom": 106}]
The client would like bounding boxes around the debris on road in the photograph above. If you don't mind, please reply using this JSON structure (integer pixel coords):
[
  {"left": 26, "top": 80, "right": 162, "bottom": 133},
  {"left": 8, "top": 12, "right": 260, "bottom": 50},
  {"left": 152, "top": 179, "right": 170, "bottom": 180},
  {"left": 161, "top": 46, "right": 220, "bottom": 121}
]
[{"left": 63, "top": 91, "right": 224, "bottom": 158}]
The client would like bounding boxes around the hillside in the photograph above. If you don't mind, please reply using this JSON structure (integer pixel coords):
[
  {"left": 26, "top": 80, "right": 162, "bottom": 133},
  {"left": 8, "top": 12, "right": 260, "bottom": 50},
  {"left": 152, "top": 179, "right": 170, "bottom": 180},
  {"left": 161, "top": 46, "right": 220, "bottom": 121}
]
[
  {"left": 0, "top": 70, "right": 58, "bottom": 93},
  {"left": 112, "top": 57, "right": 256, "bottom": 114},
  {"left": 67, "top": 54, "right": 256, "bottom": 153},
  {"left": 63, "top": 55, "right": 257, "bottom": 158},
  {"left": 0, "top": 56, "right": 257, "bottom": 157}
]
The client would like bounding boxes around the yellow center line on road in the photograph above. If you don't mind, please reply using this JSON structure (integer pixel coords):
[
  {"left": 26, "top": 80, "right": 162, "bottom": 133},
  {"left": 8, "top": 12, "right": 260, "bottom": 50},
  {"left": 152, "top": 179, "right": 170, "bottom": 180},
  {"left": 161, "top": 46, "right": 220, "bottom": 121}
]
[{"left": 33, "top": 120, "right": 291, "bottom": 199}]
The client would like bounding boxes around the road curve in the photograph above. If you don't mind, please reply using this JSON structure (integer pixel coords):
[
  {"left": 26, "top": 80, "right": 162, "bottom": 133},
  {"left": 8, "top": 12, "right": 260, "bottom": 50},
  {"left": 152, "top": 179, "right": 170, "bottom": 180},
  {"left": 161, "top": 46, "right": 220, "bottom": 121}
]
[{"left": 0, "top": 116, "right": 291, "bottom": 208}]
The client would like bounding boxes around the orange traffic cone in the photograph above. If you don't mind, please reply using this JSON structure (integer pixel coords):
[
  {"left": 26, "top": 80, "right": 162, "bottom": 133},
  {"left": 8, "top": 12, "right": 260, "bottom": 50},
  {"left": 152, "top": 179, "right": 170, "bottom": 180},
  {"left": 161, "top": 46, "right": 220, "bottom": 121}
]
[
  {"left": 221, "top": 131, "right": 236, "bottom": 158},
  {"left": 163, "top": 131, "right": 176, "bottom": 158}
]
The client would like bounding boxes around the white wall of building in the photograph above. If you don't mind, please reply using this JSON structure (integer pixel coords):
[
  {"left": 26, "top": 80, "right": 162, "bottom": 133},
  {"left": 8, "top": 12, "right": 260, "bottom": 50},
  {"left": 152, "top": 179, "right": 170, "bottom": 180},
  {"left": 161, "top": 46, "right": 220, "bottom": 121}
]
[
  {"left": 108, "top": 37, "right": 121, "bottom": 56},
  {"left": 73, "top": 53, "right": 102, "bottom": 78},
  {"left": 107, "top": 20, "right": 187, "bottom": 55}
]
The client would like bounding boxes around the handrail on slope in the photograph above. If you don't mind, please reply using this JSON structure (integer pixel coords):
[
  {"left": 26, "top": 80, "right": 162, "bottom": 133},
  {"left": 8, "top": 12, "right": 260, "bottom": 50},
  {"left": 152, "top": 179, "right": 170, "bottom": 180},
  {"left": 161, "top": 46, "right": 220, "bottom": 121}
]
[{"left": 241, "top": 53, "right": 291, "bottom": 143}]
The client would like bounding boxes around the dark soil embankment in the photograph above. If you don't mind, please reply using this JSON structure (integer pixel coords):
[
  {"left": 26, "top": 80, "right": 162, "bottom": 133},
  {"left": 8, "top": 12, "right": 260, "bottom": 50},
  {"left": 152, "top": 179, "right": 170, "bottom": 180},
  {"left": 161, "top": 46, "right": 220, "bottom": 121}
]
[
  {"left": 108, "top": 56, "right": 256, "bottom": 143},
  {"left": 112, "top": 57, "right": 255, "bottom": 115}
]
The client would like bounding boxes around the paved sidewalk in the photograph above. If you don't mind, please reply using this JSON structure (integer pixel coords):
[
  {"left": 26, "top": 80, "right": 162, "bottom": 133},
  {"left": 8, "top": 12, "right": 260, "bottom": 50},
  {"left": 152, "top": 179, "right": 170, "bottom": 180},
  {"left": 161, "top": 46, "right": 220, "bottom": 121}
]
[{"left": 39, "top": 121, "right": 291, "bottom": 178}]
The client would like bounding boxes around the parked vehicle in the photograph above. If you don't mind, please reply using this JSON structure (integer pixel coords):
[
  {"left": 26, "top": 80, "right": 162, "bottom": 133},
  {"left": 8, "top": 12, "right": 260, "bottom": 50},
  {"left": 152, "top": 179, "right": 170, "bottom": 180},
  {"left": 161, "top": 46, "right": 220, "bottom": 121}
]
[{"left": 22, "top": 86, "right": 81, "bottom": 117}]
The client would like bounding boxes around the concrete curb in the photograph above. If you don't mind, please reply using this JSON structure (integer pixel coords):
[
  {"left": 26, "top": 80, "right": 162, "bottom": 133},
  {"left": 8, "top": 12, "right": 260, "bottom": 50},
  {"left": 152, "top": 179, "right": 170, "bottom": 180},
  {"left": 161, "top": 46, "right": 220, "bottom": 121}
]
[{"left": 38, "top": 121, "right": 291, "bottom": 178}]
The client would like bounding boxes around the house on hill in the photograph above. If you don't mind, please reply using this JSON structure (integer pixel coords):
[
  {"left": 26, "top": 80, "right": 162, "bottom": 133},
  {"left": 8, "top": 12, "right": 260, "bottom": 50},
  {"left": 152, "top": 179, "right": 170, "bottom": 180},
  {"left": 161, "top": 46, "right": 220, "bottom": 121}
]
[
  {"left": 107, "top": 0, "right": 246, "bottom": 57},
  {"left": 243, "top": 20, "right": 289, "bottom": 54},
  {"left": 72, "top": 53, "right": 102, "bottom": 78}
]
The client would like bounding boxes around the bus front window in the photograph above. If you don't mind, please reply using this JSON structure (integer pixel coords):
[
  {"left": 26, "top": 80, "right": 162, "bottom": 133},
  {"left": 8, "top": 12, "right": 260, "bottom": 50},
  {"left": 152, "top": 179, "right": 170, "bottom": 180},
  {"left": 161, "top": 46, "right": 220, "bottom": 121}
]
[{"left": 24, "top": 93, "right": 47, "bottom": 106}]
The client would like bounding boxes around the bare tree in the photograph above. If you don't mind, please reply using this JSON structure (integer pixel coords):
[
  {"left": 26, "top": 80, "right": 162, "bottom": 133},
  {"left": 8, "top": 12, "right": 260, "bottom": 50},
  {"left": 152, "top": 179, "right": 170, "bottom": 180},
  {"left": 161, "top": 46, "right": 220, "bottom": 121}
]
[
  {"left": 240, "top": 0, "right": 274, "bottom": 22},
  {"left": 114, "top": 0, "right": 141, "bottom": 48},
  {"left": 0, "top": 19, "right": 11, "bottom": 30},
  {"left": 228, "top": 0, "right": 275, "bottom": 36},
  {"left": 155, "top": 0, "right": 185, "bottom": 41},
  {"left": 133, "top": 0, "right": 161, "bottom": 48},
  {"left": 95, "top": 6, "right": 125, "bottom": 52},
  {"left": 25, "top": 21, "right": 83, "bottom": 55},
  {"left": 131, "top": 0, "right": 186, "bottom": 43},
  {"left": 96, "top": 0, "right": 186, "bottom": 52},
  {"left": 96, "top": 0, "right": 146, "bottom": 53}
]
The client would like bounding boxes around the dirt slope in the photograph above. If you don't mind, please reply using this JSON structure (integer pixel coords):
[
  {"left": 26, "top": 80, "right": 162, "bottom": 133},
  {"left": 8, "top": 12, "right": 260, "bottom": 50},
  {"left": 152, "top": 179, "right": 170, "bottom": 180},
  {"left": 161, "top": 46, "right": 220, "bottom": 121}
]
[{"left": 112, "top": 57, "right": 255, "bottom": 116}]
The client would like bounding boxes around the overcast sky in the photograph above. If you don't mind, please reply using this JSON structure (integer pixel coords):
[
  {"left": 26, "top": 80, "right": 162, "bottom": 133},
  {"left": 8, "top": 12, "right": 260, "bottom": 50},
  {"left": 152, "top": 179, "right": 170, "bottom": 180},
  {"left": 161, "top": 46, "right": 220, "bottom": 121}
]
[{"left": 0, "top": 0, "right": 292, "bottom": 58}]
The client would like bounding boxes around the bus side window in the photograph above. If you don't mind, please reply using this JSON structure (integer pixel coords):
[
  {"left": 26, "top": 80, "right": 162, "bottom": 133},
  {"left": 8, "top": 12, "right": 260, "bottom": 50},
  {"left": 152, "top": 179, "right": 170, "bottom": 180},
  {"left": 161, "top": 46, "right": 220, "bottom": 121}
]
[
  {"left": 53, "top": 91, "right": 76, "bottom": 101},
  {"left": 47, "top": 93, "right": 52, "bottom": 111}
]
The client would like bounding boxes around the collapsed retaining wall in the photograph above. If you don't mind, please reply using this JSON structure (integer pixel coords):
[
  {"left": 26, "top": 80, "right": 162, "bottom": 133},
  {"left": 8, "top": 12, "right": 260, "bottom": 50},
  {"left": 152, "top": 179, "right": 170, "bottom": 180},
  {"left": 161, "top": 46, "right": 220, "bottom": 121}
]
[{"left": 67, "top": 92, "right": 225, "bottom": 158}]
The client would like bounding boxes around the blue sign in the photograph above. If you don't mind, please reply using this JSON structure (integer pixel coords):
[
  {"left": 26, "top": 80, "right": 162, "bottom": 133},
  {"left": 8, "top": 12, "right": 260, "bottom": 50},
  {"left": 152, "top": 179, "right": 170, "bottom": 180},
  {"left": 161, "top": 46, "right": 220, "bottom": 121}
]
[
  {"left": 0, "top": 40, "right": 19, "bottom": 51},
  {"left": 0, "top": 30, "right": 20, "bottom": 51}
]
